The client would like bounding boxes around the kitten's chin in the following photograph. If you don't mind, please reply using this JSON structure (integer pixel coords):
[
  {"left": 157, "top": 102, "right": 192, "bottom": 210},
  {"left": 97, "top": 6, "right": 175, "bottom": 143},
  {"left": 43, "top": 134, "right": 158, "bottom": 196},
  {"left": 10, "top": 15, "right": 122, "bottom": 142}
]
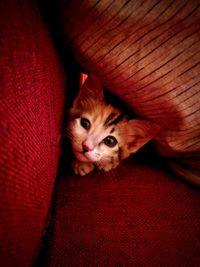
[{"left": 74, "top": 151, "right": 95, "bottom": 163}]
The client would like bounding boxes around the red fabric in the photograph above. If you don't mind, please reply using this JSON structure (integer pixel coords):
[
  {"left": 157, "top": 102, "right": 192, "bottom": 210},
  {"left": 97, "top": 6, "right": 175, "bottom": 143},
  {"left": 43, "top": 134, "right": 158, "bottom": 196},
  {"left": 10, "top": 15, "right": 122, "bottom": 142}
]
[
  {"left": 1, "top": 1, "right": 200, "bottom": 266},
  {"left": 0, "top": 1, "right": 65, "bottom": 266},
  {"left": 46, "top": 159, "right": 200, "bottom": 267}
]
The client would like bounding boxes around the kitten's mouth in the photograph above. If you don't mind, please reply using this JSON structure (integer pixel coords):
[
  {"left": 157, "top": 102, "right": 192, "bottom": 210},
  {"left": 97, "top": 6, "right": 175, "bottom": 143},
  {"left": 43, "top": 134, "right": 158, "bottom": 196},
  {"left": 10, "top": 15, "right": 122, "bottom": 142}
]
[
  {"left": 74, "top": 150, "right": 93, "bottom": 162},
  {"left": 74, "top": 150, "right": 100, "bottom": 163}
]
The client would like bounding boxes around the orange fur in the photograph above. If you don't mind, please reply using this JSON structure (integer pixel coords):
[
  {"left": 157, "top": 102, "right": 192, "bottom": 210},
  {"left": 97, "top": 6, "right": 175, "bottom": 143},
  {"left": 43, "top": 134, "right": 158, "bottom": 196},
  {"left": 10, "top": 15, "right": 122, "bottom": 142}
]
[{"left": 68, "top": 74, "right": 160, "bottom": 176}]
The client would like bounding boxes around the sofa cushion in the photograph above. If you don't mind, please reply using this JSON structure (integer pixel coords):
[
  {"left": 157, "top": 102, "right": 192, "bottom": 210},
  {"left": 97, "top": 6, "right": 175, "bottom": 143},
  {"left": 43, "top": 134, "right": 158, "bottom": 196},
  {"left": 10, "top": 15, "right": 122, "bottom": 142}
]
[
  {"left": 0, "top": 1, "right": 65, "bottom": 266},
  {"left": 44, "top": 159, "right": 200, "bottom": 266},
  {"left": 58, "top": 0, "right": 200, "bottom": 186}
]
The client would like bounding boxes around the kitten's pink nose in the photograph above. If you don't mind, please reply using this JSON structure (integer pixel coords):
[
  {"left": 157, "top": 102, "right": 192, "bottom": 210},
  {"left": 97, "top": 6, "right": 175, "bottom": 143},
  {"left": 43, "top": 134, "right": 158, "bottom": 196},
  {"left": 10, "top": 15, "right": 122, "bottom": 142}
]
[{"left": 82, "top": 141, "right": 93, "bottom": 153}]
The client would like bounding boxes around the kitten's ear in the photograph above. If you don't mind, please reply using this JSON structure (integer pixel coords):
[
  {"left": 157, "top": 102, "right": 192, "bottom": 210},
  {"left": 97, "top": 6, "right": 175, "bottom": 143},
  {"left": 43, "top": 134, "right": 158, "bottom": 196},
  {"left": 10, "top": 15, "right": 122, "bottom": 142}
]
[
  {"left": 125, "top": 120, "right": 160, "bottom": 154},
  {"left": 73, "top": 74, "right": 104, "bottom": 108}
]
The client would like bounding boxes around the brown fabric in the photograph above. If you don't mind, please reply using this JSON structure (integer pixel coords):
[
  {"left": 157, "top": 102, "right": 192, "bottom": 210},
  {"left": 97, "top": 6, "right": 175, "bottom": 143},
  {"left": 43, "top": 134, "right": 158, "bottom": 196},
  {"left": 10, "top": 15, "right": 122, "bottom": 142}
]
[{"left": 57, "top": 0, "right": 200, "bottom": 185}]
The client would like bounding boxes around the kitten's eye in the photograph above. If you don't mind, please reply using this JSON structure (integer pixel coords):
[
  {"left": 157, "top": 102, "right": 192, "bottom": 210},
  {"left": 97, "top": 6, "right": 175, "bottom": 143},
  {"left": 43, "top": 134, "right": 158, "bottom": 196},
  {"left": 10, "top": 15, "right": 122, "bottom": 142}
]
[
  {"left": 103, "top": 136, "right": 117, "bottom": 147},
  {"left": 80, "top": 118, "right": 91, "bottom": 130}
]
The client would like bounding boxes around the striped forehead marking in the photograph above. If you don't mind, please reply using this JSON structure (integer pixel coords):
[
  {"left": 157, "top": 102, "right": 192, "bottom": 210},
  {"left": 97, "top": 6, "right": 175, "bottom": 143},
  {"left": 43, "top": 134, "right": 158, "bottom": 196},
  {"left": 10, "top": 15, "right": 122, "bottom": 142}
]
[
  {"left": 104, "top": 112, "right": 117, "bottom": 127},
  {"left": 107, "top": 113, "right": 125, "bottom": 127}
]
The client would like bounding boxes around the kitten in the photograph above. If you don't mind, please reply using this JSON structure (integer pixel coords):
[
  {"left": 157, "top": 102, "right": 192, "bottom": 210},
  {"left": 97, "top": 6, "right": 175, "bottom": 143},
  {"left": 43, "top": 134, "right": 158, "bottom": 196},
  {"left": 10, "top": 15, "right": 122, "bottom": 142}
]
[{"left": 67, "top": 74, "right": 160, "bottom": 176}]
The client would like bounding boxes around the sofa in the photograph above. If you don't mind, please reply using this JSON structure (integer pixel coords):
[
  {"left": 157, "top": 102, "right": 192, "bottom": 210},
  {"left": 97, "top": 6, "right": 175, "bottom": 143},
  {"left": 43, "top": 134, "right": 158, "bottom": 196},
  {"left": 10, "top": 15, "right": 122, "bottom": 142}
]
[{"left": 0, "top": 1, "right": 200, "bottom": 266}]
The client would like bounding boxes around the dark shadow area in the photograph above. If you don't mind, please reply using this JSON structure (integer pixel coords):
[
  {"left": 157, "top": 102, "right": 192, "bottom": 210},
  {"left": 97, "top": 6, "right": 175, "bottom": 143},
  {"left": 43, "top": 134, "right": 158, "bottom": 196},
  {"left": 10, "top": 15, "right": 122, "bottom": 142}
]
[
  {"left": 33, "top": 1, "right": 81, "bottom": 266},
  {"left": 37, "top": 0, "right": 81, "bottom": 107}
]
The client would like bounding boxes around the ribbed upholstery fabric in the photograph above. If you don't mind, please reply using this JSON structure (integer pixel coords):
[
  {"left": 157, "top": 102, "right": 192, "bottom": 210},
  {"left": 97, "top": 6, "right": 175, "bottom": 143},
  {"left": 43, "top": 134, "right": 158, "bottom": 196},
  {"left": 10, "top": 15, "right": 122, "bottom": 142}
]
[
  {"left": 0, "top": 1, "right": 66, "bottom": 266},
  {"left": 58, "top": 0, "right": 200, "bottom": 185},
  {"left": 45, "top": 159, "right": 200, "bottom": 267},
  {"left": 1, "top": 1, "right": 200, "bottom": 267}
]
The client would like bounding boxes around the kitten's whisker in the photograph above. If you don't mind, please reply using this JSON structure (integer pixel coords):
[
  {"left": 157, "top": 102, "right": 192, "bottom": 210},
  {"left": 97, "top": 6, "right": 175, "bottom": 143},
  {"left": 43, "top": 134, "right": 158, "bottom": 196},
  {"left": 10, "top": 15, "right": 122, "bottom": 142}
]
[
  {"left": 104, "top": 169, "right": 116, "bottom": 181},
  {"left": 97, "top": 159, "right": 116, "bottom": 181}
]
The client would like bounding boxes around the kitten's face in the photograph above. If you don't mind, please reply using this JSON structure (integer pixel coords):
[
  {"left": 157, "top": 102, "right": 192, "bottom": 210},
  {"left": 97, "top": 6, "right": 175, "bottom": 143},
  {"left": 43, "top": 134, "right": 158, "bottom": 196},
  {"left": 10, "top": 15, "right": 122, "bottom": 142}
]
[
  {"left": 68, "top": 74, "right": 160, "bottom": 170},
  {"left": 68, "top": 100, "right": 125, "bottom": 167}
]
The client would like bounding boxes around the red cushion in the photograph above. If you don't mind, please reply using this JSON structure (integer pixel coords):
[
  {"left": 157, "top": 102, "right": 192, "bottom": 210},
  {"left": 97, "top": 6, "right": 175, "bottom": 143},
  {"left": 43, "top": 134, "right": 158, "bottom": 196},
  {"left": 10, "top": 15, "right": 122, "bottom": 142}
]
[
  {"left": 58, "top": 0, "right": 200, "bottom": 186},
  {"left": 45, "top": 159, "right": 200, "bottom": 266},
  {"left": 0, "top": 1, "right": 65, "bottom": 266}
]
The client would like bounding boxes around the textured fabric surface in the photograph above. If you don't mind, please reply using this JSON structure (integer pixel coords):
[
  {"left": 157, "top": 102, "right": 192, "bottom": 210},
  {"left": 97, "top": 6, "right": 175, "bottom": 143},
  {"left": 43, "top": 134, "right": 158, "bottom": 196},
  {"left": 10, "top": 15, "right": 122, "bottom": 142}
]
[
  {"left": 45, "top": 159, "right": 200, "bottom": 267},
  {"left": 0, "top": 1, "right": 65, "bottom": 266},
  {"left": 58, "top": 0, "right": 200, "bottom": 185}
]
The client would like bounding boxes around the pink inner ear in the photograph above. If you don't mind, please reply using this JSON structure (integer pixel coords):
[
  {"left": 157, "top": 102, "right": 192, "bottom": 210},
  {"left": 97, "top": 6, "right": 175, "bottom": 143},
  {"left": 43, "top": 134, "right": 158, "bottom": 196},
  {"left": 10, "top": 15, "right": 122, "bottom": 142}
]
[
  {"left": 80, "top": 73, "right": 104, "bottom": 100},
  {"left": 80, "top": 73, "right": 88, "bottom": 87},
  {"left": 73, "top": 73, "right": 104, "bottom": 108},
  {"left": 126, "top": 120, "right": 161, "bottom": 153}
]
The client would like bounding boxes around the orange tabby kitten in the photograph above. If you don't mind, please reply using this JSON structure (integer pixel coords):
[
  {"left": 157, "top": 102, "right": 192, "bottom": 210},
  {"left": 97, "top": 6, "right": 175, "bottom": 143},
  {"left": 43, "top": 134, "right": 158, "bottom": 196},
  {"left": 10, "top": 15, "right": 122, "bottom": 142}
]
[{"left": 68, "top": 74, "right": 160, "bottom": 176}]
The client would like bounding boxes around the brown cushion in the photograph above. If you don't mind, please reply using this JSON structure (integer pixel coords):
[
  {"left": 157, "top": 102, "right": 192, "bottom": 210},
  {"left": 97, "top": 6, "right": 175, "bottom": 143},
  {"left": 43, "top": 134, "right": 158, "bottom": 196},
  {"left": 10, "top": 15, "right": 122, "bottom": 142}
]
[{"left": 58, "top": 0, "right": 200, "bottom": 186}]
